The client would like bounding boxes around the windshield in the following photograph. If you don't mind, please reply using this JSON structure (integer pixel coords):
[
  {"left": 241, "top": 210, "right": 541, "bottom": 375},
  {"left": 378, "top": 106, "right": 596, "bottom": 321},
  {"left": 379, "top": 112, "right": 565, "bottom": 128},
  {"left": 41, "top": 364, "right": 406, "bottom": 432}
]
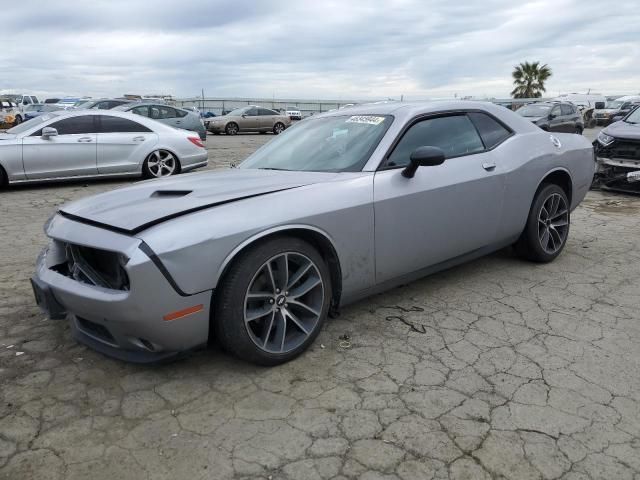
[
  {"left": 7, "top": 112, "right": 63, "bottom": 134},
  {"left": 605, "top": 100, "right": 623, "bottom": 109},
  {"left": 240, "top": 114, "right": 392, "bottom": 172},
  {"left": 517, "top": 105, "right": 552, "bottom": 117},
  {"left": 624, "top": 107, "right": 640, "bottom": 124},
  {"left": 74, "top": 101, "right": 94, "bottom": 109}
]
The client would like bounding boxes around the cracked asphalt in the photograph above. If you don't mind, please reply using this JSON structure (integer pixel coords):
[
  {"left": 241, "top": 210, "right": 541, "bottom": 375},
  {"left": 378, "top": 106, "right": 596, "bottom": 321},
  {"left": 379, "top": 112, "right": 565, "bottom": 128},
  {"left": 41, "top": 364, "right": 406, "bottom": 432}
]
[{"left": 1, "top": 129, "right": 640, "bottom": 479}]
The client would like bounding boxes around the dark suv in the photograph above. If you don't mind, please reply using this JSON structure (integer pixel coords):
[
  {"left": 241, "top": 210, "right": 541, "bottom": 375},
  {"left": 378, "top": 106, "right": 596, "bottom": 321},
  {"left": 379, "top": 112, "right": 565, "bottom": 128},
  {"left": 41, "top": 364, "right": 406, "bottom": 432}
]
[{"left": 516, "top": 102, "right": 584, "bottom": 134}]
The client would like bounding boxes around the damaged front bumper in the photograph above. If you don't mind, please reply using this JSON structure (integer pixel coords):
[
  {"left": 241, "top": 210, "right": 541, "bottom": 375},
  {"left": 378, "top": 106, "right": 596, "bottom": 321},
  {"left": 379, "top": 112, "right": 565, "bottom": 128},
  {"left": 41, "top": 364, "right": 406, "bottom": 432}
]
[{"left": 593, "top": 156, "right": 640, "bottom": 194}]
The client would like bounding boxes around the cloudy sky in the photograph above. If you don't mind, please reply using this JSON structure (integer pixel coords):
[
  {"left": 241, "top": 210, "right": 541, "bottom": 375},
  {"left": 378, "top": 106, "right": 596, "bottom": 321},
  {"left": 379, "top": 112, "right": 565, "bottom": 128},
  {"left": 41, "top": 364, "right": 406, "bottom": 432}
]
[{"left": 2, "top": 0, "right": 639, "bottom": 101}]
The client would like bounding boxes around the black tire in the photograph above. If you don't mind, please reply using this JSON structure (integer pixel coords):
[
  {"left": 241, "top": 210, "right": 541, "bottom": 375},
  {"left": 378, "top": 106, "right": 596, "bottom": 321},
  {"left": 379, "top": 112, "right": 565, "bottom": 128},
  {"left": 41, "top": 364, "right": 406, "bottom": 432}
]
[
  {"left": 273, "top": 122, "right": 285, "bottom": 135},
  {"left": 516, "top": 183, "right": 570, "bottom": 263},
  {"left": 13, "top": 115, "right": 22, "bottom": 126},
  {"left": 575, "top": 126, "right": 583, "bottom": 135},
  {"left": 225, "top": 123, "right": 239, "bottom": 135},
  {"left": 214, "top": 236, "right": 332, "bottom": 366},
  {"left": 0, "top": 165, "right": 7, "bottom": 188}
]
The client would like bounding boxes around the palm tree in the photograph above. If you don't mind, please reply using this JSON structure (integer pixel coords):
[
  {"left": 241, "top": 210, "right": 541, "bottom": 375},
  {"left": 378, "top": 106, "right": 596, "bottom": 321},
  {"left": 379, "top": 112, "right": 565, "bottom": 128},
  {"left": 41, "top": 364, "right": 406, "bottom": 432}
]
[{"left": 511, "top": 61, "right": 552, "bottom": 98}]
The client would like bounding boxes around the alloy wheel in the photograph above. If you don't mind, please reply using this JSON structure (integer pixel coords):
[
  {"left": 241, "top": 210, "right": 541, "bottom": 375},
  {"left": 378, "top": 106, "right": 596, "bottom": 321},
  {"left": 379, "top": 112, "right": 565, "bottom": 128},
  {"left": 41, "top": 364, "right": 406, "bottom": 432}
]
[
  {"left": 226, "top": 123, "right": 238, "bottom": 135},
  {"left": 274, "top": 123, "right": 284, "bottom": 134},
  {"left": 244, "top": 252, "right": 324, "bottom": 354},
  {"left": 537, "top": 192, "right": 569, "bottom": 254},
  {"left": 147, "top": 150, "right": 177, "bottom": 177}
]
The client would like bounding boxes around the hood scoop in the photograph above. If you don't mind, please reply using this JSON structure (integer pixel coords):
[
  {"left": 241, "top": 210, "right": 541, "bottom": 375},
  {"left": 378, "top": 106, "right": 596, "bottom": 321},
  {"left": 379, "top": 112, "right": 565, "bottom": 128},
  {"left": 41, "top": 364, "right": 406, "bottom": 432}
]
[{"left": 150, "top": 190, "right": 192, "bottom": 198}]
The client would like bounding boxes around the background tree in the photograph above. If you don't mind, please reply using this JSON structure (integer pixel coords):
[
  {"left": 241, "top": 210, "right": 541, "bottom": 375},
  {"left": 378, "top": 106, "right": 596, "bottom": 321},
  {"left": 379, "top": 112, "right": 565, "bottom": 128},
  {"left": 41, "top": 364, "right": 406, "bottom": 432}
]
[{"left": 511, "top": 61, "right": 552, "bottom": 98}]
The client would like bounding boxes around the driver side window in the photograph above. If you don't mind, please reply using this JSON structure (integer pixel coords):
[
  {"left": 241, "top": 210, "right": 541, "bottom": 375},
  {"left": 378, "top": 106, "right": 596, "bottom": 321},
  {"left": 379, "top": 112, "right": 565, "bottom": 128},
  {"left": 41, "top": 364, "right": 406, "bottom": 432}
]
[
  {"left": 245, "top": 108, "right": 258, "bottom": 116},
  {"left": 386, "top": 115, "right": 484, "bottom": 168},
  {"left": 551, "top": 106, "right": 561, "bottom": 117}
]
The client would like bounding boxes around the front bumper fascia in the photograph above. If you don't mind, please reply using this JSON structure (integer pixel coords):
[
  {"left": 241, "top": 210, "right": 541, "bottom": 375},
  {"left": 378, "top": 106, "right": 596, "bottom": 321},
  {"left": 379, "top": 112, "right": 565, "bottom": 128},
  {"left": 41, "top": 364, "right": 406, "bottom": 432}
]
[{"left": 33, "top": 216, "right": 212, "bottom": 363}]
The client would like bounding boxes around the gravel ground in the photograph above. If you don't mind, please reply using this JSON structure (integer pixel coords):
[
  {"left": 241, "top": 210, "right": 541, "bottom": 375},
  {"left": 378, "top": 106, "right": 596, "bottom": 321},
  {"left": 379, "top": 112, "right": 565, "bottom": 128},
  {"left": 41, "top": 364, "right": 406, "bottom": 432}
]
[{"left": 2, "top": 129, "right": 640, "bottom": 479}]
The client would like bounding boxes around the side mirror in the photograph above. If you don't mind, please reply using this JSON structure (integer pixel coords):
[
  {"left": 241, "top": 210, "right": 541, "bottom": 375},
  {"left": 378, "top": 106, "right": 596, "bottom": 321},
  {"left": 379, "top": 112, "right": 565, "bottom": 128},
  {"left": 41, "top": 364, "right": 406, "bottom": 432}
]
[
  {"left": 594, "top": 101, "right": 605, "bottom": 110},
  {"left": 402, "top": 146, "right": 445, "bottom": 178},
  {"left": 42, "top": 127, "right": 58, "bottom": 139}
]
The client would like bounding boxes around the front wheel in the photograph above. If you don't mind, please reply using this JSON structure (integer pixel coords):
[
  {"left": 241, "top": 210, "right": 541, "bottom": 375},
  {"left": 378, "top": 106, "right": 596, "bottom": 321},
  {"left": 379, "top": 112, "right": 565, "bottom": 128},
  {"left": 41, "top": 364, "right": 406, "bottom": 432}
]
[
  {"left": 225, "top": 123, "right": 239, "bottom": 135},
  {"left": 214, "top": 236, "right": 332, "bottom": 365},
  {"left": 516, "top": 184, "right": 570, "bottom": 262},
  {"left": 13, "top": 115, "right": 22, "bottom": 126},
  {"left": 575, "top": 126, "right": 583, "bottom": 135},
  {"left": 143, "top": 149, "right": 180, "bottom": 178}
]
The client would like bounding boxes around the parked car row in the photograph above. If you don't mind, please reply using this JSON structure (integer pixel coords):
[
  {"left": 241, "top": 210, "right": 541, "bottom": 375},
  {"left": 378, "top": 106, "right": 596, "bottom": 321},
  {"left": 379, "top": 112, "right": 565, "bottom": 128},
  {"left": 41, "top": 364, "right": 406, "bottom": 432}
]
[{"left": 593, "top": 95, "right": 640, "bottom": 126}]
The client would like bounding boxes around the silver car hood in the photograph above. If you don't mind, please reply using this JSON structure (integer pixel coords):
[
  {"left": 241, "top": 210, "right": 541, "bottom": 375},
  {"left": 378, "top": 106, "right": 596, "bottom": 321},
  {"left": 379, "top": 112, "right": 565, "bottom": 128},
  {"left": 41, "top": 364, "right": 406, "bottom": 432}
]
[
  {"left": 59, "top": 169, "right": 342, "bottom": 234},
  {"left": 604, "top": 121, "right": 640, "bottom": 140}
]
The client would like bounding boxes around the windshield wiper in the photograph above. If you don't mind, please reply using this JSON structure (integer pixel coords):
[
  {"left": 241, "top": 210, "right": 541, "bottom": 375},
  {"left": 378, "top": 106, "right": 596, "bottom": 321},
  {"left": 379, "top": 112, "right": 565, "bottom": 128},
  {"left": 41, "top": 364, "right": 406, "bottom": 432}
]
[{"left": 258, "top": 167, "right": 290, "bottom": 171}]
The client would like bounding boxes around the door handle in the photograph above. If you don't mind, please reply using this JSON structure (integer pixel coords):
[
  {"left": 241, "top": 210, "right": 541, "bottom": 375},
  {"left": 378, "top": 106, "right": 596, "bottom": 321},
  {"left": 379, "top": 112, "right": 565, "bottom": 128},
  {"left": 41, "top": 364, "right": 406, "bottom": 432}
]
[
  {"left": 482, "top": 162, "right": 496, "bottom": 171},
  {"left": 77, "top": 137, "right": 93, "bottom": 142},
  {"left": 132, "top": 136, "right": 145, "bottom": 142}
]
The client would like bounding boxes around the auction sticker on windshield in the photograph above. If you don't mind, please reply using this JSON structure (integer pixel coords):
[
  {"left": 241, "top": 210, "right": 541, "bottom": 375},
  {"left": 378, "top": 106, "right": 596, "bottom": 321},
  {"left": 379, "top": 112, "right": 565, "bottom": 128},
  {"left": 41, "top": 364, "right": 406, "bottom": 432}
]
[{"left": 346, "top": 116, "right": 386, "bottom": 125}]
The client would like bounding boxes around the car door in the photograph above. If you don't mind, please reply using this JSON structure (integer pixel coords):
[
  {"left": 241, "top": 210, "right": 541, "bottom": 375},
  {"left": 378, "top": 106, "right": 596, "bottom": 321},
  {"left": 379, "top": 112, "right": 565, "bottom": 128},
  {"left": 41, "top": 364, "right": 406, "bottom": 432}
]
[
  {"left": 373, "top": 112, "right": 508, "bottom": 284},
  {"left": 258, "top": 108, "right": 276, "bottom": 130},
  {"left": 22, "top": 115, "right": 98, "bottom": 179},
  {"left": 240, "top": 107, "right": 259, "bottom": 131},
  {"left": 560, "top": 104, "right": 575, "bottom": 132},
  {"left": 547, "top": 105, "right": 563, "bottom": 132},
  {"left": 96, "top": 115, "right": 158, "bottom": 174}
]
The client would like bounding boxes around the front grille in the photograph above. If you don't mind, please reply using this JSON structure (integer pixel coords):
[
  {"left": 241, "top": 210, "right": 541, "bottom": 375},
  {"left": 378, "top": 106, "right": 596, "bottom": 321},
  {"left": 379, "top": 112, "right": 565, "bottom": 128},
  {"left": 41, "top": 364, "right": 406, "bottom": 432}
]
[
  {"left": 51, "top": 243, "right": 130, "bottom": 290},
  {"left": 595, "top": 138, "right": 640, "bottom": 160},
  {"left": 77, "top": 317, "right": 116, "bottom": 344}
]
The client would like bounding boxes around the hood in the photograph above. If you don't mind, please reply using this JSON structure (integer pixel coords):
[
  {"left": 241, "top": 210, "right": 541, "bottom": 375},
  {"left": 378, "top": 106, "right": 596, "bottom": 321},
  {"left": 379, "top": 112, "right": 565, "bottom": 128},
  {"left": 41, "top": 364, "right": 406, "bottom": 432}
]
[
  {"left": 58, "top": 169, "right": 343, "bottom": 235},
  {"left": 604, "top": 121, "right": 640, "bottom": 140},
  {"left": 0, "top": 133, "right": 17, "bottom": 141}
]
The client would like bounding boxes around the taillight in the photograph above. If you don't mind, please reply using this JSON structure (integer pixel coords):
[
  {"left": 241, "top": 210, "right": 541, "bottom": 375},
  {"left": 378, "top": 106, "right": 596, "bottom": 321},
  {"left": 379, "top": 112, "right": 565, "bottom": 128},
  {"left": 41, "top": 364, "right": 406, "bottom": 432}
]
[{"left": 188, "top": 136, "right": 205, "bottom": 148}]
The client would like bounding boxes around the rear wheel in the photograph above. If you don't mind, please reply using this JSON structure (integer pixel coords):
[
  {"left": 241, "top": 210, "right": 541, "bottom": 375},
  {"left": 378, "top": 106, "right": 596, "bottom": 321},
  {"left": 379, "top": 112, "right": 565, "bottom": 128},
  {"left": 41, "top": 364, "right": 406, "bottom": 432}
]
[
  {"left": 143, "top": 149, "right": 180, "bottom": 178},
  {"left": 273, "top": 122, "right": 285, "bottom": 134},
  {"left": 214, "top": 236, "right": 331, "bottom": 365},
  {"left": 516, "top": 183, "right": 570, "bottom": 262},
  {"left": 225, "top": 123, "right": 239, "bottom": 135}
]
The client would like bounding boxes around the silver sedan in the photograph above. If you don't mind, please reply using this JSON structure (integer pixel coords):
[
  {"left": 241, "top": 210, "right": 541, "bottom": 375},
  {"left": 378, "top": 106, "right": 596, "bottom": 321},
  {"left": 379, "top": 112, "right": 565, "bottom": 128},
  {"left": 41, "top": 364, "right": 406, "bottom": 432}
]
[
  {"left": 31, "top": 101, "right": 595, "bottom": 365},
  {"left": 0, "top": 110, "right": 208, "bottom": 186}
]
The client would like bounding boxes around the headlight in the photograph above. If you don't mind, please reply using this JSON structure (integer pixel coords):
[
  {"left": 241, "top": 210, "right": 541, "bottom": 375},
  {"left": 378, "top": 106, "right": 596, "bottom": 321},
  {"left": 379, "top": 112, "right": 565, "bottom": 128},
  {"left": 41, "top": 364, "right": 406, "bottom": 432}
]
[
  {"left": 43, "top": 212, "right": 57, "bottom": 234},
  {"left": 597, "top": 131, "right": 615, "bottom": 146}
]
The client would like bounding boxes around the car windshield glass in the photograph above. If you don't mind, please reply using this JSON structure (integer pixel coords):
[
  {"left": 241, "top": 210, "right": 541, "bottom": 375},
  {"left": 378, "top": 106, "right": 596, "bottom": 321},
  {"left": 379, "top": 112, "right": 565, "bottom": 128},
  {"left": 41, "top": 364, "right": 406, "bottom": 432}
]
[
  {"left": 240, "top": 114, "right": 392, "bottom": 172},
  {"left": 7, "top": 112, "right": 63, "bottom": 134},
  {"left": 74, "top": 101, "right": 94, "bottom": 109},
  {"left": 624, "top": 108, "right": 640, "bottom": 124},
  {"left": 517, "top": 105, "right": 552, "bottom": 117},
  {"left": 606, "top": 100, "right": 623, "bottom": 109},
  {"left": 227, "top": 107, "right": 248, "bottom": 116}
]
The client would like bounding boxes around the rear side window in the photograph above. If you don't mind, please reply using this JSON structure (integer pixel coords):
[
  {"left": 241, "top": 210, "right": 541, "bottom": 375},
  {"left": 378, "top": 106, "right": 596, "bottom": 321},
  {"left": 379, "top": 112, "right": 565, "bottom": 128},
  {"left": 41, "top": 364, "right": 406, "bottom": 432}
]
[
  {"left": 386, "top": 115, "right": 484, "bottom": 167},
  {"left": 175, "top": 108, "right": 188, "bottom": 118},
  {"left": 159, "top": 106, "right": 178, "bottom": 119},
  {"left": 98, "top": 115, "right": 152, "bottom": 133},
  {"left": 33, "top": 115, "right": 98, "bottom": 135},
  {"left": 131, "top": 106, "right": 150, "bottom": 117},
  {"left": 467, "top": 112, "right": 512, "bottom": 149}
]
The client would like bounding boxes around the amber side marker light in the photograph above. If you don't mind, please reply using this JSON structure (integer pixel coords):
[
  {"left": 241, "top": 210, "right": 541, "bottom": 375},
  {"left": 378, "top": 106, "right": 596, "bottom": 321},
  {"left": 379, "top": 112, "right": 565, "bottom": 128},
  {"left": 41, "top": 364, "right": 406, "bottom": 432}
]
[{"left": 163, "top": 304, "right": 204, "bottom": 321}]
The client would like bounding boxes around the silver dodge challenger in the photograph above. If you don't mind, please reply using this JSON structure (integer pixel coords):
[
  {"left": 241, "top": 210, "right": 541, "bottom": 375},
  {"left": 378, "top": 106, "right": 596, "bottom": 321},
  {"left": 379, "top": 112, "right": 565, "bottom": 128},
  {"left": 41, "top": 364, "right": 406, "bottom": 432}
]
[{"left": 32, "top": 101, "right": 595, "bottom": 365}]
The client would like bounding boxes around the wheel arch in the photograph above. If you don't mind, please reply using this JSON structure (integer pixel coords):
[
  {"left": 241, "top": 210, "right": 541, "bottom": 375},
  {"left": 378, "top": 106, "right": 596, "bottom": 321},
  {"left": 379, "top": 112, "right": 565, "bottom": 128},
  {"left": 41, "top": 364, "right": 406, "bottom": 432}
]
[
  {"left": 216, "top": 225, "right": 343, "bottom": 313},
  {"left": 537, "top": 168, "right": 573, "bottom": 205}
]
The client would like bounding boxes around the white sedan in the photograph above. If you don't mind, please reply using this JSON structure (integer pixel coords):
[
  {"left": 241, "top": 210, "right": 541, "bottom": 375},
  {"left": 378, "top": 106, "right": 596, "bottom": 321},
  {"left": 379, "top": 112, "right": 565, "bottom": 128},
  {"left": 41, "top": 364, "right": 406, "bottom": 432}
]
[{"left": 0, "top": 110, "right": 208, "bottom": 186}]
